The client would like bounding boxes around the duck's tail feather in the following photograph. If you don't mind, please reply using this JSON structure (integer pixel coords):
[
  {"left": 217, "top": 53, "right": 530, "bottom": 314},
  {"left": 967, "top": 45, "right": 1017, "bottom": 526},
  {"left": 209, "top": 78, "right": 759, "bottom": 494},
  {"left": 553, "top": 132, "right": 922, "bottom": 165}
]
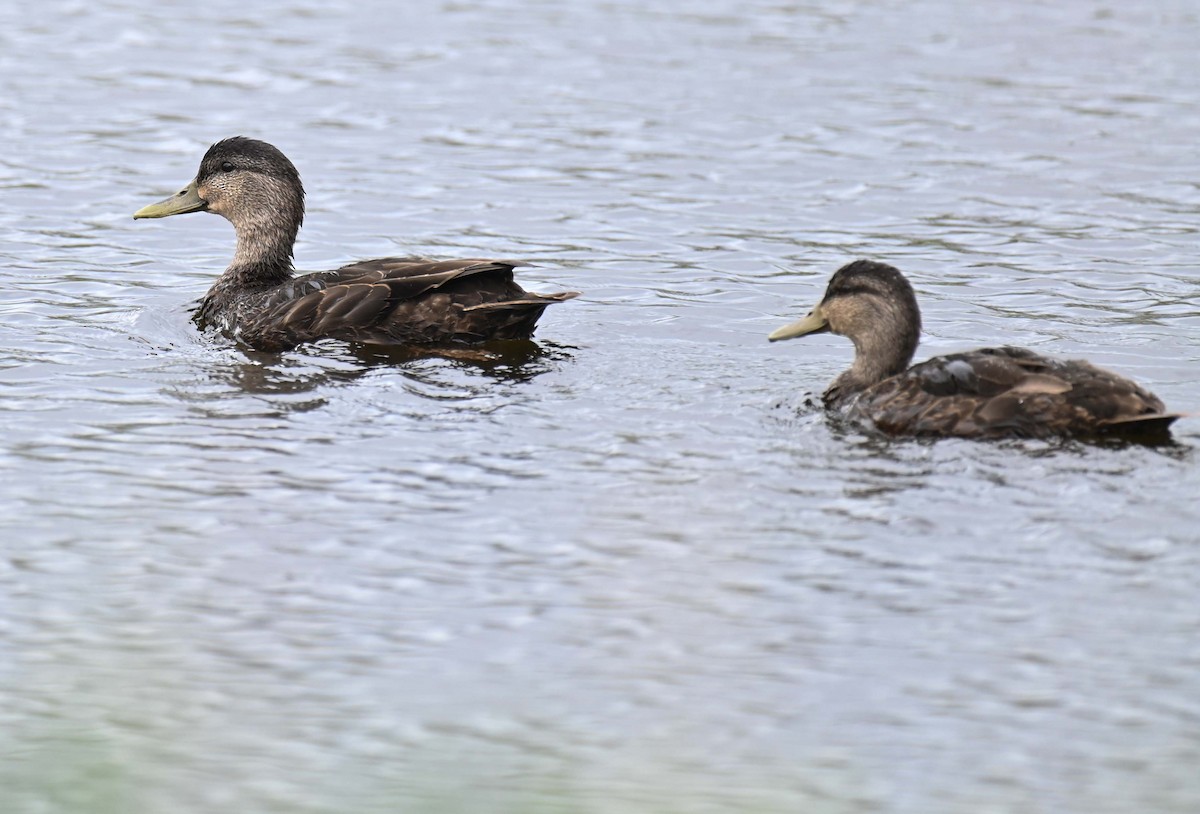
[
  {"left": 1098, "top": 413, "right": 1182, "bottom": 436},
  {"left": 461, "top": 291, "right": 580, "bottom": 312}
]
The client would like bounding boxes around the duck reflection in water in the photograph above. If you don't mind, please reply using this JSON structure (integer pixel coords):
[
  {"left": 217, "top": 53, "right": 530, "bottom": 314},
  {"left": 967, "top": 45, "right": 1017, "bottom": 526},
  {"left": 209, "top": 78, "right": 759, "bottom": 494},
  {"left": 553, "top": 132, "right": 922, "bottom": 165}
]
[{"left": 165, "top": 335, "right": 572, "bottom": 417}]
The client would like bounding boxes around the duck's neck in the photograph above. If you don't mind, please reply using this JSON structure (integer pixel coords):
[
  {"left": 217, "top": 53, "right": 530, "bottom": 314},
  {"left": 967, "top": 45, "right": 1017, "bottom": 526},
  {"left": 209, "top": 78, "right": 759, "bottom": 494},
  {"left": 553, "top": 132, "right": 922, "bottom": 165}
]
[
  {"left": 824, "top": 317, "right": 919, "bottom": 406},
  {"left": 218, "top": 217, "right": 299, "bottom": 290}
]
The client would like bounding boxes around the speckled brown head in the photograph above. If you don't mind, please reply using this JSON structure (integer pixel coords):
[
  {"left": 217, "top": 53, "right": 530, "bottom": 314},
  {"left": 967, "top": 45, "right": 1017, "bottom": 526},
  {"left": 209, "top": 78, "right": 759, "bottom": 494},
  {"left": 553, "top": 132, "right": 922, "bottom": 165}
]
[
  {"left": 135, "top": 137, "right": 306, "bottom": 276},
  {"left": 769, "top": 260, "right": 923, "bottom": 398}
]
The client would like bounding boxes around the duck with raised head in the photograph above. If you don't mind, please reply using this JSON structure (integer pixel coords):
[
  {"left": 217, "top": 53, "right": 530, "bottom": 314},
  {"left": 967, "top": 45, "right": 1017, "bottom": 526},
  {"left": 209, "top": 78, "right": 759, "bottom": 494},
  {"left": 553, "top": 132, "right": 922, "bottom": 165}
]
[
  {"left": 768, "top": 260, "right": 1178, "bottom": 439},
  {"left": 134, "top": 137, "right": 578, "bottom": 351}
]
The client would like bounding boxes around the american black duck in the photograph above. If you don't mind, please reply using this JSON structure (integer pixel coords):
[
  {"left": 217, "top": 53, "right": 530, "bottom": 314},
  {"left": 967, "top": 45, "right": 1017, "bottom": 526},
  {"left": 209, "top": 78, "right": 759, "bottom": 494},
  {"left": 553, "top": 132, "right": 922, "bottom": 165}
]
[
  {"left": 134, "top": 137, "right": 578, "bottom": 351},
  {"left": 768, "top": 260, "right": 1178, "bottom": 439}
]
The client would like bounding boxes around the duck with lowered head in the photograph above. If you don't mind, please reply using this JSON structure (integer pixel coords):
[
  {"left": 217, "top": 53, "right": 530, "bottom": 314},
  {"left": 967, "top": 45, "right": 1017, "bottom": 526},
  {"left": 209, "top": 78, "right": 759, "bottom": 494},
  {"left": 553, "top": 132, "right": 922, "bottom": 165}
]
[
  {"left": 769, "top": 260, "right": 1178, "bottom": 440},
  {"left": 134, "top": 137, "right": 578, "bottom": 352}
]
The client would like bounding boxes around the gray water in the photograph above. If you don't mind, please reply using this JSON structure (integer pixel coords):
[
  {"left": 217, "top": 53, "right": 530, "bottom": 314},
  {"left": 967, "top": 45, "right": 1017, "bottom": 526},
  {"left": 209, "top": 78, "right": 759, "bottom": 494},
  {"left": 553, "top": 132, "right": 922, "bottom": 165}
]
[{"left": 1, "top": 1, "right": 1199, "bottom": 812}]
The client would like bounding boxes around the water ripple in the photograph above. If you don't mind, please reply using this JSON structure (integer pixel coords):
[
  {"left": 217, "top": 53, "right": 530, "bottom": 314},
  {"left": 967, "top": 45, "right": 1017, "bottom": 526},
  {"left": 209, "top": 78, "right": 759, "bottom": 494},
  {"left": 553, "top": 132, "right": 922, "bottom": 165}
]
[{"left": 1, "top": 1, "right": 1199, "bottom": 812}]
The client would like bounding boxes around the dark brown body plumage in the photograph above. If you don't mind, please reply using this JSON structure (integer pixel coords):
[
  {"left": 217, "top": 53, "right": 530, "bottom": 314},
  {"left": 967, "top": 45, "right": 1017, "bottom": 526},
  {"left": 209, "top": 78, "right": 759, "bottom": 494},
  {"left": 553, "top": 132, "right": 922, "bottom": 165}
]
[
  {"left": 195, "top": 256, "right": 577, "bottom": 352},
  {"left": 136, "top": 137, "right": 578, "bottom": 352},
  {"left": 839, "top": 345, "right": 1173, "bottom": 439},
  {"left": 770, "top": 260, "right": 1177, "bottom": 440}
]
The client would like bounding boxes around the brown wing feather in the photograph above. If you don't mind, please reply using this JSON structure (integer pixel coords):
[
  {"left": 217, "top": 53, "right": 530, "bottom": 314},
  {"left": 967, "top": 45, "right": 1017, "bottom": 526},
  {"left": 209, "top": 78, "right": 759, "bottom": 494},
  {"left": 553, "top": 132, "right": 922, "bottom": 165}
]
[
  {"left": 312, "top": 258, "right": 522, "bottom": 298},
  {"left": 310, "top": 283, "right": 394, "bottom": 334},
  {"left": 239, "top": 283, "right": 394, "bottom": 349}
]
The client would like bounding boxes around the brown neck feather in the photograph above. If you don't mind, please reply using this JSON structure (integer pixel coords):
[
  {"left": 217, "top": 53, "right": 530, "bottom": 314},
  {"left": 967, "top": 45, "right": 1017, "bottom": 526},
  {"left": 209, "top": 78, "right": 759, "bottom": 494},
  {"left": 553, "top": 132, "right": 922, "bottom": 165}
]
[
  {"left": 823, "top": 295, "right": 920, "bottom": 406},
  {"left": 223, "top": 217, "right": 297, "bottom": 288}
]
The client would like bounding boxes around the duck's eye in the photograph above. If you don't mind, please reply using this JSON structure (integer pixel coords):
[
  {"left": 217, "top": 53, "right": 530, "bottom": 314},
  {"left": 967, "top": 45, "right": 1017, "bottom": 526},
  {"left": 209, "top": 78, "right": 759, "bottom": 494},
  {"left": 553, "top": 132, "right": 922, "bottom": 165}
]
[{"left": 220, "top": 161, "right": 235, "bottom": 172}]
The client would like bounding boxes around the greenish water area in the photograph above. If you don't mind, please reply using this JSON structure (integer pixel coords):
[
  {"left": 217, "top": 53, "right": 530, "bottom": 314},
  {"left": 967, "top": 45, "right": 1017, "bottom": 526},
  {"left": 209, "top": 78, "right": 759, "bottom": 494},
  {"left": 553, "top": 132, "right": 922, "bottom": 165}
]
[{"left": 1, "top": 1, "right": 1198, "bottom": 812}]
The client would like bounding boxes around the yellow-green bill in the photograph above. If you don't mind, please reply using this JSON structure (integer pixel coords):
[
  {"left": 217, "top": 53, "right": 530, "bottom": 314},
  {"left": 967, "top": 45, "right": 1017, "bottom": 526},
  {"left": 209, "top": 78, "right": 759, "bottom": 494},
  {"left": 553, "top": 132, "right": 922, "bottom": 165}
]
[
  {"left": 133, "top": 179, "right": 205, "bottom": 219},
  {"left": 768, "top": 303, "right": 828, "bottom": 342}
]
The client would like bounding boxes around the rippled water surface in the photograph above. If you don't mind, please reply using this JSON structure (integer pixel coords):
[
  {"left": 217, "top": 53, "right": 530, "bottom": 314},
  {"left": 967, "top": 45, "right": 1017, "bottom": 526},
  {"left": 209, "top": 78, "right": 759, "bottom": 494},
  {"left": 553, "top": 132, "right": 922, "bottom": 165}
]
[{"left": 2, "top": 2, "right": 1199, "bottom": 812}]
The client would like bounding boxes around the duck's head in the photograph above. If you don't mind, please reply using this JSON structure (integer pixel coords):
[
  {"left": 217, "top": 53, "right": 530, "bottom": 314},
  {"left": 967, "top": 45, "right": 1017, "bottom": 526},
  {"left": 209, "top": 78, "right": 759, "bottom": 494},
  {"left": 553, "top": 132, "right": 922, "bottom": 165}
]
[
  {"left": 769, "top": 259, "right": 922, "bottom": 388},
  {"left": 134, "top": 137, "right": 305, "bottom": 237}
]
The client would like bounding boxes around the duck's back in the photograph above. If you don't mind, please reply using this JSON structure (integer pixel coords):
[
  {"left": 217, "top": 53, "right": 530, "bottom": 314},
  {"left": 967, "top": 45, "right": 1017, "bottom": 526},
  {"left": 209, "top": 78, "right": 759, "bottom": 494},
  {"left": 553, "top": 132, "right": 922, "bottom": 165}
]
[
  {"left": 201, "top": 257, "right": 578, "bottom": 351},
  {"left": 844, "top": 346, "right": 1174, "bottom": 439}
]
